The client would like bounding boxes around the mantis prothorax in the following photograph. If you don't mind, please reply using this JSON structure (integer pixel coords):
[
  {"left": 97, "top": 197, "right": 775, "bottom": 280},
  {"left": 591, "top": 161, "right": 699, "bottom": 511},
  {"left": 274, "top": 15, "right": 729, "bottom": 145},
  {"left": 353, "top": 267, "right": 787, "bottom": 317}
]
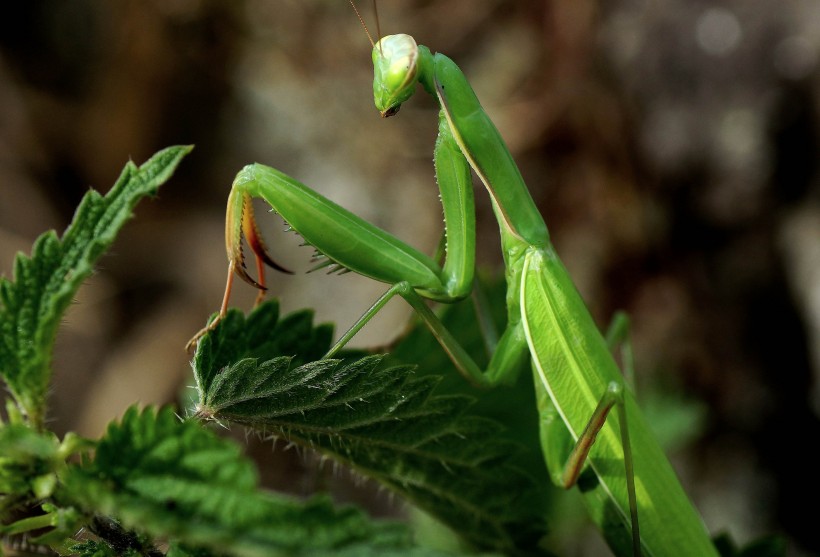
[{"left": 188, "top": 22, "right": 718, "bottom": 557}]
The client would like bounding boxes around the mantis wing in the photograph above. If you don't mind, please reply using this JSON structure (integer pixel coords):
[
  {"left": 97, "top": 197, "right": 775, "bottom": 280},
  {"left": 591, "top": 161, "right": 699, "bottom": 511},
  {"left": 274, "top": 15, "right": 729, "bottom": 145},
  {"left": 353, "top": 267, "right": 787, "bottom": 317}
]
[{"left": 520, "top": 247, "right": 718, "bottom": 557}]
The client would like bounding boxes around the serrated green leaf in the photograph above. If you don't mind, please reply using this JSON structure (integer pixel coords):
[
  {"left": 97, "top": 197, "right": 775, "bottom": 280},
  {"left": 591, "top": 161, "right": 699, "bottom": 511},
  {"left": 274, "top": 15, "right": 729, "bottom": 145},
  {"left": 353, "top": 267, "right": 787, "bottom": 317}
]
[
  {"left": 192, "top": 302, "right": 550, "bottom": 556},
  {"left": 0, "top": 146, "right": 192, "bottom": 425},
  {"left": 62, "top": 406, "right": 448, "bottom": 557},
  {"left": 193, "top": 301, "right": 332, "bottom": 398}
]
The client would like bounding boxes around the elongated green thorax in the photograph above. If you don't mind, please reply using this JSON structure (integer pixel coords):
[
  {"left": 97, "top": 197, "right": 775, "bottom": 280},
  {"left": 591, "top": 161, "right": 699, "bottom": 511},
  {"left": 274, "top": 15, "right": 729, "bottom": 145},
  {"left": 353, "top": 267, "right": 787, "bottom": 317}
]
[
  {"left": 373, "top": 35, "right": 547, "bottom": 253},
  {"left": 429, "top": 53, "right": 549, "bottom": 252}
]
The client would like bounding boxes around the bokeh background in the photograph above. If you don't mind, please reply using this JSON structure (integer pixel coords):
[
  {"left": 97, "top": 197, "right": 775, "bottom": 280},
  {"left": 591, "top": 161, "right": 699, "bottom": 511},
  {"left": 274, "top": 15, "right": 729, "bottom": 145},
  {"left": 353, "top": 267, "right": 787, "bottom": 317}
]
[{"left": 1, "top": 1, "right": 819, "bottom": 555}]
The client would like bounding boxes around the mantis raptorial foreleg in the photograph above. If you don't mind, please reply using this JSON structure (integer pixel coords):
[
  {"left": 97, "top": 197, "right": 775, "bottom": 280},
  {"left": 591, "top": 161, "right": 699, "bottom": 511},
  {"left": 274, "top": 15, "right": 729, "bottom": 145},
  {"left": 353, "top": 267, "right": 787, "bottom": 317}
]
[
  {"left": 187, "top": 185, "right": 294, "bottom": 349},
  {"left": 188, "top": 26, "right": 718, "bottom": 557}
]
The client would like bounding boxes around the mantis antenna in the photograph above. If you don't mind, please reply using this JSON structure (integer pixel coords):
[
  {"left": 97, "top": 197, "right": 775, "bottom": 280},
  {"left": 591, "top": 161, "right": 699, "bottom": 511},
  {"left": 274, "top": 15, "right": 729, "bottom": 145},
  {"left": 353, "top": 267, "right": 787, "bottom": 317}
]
[
  {"left": 372, "top": 0, "right": 383, "bottom": 54},
  {"left": 348, "top": 0, "right": 383, "bottom": 55}
]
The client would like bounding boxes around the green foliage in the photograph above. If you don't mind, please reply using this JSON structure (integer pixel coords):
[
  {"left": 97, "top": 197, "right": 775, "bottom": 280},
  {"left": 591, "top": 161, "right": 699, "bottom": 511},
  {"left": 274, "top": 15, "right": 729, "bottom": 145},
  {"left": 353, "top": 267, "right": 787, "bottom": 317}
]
[
  {"left": 0, "top": 148, "right": 503, "bottom": 555},
  {"left": 0, "top": 422, "right": 60, "bottom": 518},
  {"left": 63, "top": 405, "right": 443, "bottom": 557},
  {"left": 0, "top": 146, "right": 785, "bottom": 556},
  {"left": 71, "top": 539, "right": 124, "bottom": 557},
  {"left": 192, "top": 301, "right": 550, "bottom": 556},
  {"left": 0, "top": 145, "right": 193, "bottom": 426},
  {"left": 193, "top": 301, "right": 333, "bottom": 399},
  {"left": 0, "top": 423, "right": 58, "bottom": 490},
  {"left": 385, "top": 275, "right": 549, "bottom": 481}
]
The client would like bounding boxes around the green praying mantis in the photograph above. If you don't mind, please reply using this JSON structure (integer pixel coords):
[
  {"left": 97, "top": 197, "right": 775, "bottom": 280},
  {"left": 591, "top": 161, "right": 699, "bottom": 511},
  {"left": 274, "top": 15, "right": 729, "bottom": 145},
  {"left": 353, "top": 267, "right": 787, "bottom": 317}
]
[{"left": 188, "top": 8, "right": 719, "bottom": 557}]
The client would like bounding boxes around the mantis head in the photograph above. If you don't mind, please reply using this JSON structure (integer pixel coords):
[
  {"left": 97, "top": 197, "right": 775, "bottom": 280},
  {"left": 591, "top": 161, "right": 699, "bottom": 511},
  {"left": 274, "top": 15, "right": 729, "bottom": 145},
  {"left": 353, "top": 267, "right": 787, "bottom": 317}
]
[{"left": 372, "top": 34, "right": 419, "bottom": 118}]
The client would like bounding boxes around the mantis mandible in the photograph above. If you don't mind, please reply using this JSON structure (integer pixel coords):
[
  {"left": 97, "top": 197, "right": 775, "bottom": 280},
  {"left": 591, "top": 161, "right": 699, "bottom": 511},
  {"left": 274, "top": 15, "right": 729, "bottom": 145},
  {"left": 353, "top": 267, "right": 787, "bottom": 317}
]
[{"left": 189, "top": 11, "right": 718, "bottom": 557}]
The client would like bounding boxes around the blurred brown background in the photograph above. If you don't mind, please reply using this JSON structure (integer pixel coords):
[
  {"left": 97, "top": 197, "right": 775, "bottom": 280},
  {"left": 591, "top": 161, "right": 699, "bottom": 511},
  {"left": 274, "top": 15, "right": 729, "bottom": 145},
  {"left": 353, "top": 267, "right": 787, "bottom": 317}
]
[{"left": 1, "top": 0, "right": 819, "bottom": 555}]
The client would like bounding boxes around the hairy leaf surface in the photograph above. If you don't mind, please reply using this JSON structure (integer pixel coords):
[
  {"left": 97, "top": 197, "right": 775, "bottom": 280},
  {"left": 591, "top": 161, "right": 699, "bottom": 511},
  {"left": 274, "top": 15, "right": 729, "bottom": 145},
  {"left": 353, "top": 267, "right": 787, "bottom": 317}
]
[
  {"left": 0, "top": 146, "right": 192, "bottom": 424},
  {"left": 192, "top": 301, "right": 549, "bottom": 556},
  {"left": 63, "top": 406, "right": 446, "bottom": 557}
]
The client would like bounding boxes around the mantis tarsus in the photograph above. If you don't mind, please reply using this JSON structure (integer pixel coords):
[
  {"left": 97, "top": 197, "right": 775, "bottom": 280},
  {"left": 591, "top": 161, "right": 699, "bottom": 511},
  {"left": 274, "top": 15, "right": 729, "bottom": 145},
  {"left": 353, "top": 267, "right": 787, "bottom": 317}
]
[{"left": 189, "top": 13, "right": 718, "bottom": 557}]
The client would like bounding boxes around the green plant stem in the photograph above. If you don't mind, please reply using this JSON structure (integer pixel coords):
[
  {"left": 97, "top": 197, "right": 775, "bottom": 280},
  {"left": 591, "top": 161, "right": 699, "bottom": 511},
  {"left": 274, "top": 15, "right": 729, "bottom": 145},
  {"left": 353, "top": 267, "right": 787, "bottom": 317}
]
[{"left": 1, "top": 511, "right": 58, "bottom": 536}]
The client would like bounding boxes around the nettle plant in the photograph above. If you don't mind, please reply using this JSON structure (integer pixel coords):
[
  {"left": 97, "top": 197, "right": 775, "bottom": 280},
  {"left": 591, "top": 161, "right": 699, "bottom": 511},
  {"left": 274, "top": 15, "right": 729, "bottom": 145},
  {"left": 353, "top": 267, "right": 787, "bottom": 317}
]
[
  {"left": 0, "top": 147, "right": 535, "bottom": 557},
  {"left": 0, "top": 147, "right": 783, "bottom": 557}
]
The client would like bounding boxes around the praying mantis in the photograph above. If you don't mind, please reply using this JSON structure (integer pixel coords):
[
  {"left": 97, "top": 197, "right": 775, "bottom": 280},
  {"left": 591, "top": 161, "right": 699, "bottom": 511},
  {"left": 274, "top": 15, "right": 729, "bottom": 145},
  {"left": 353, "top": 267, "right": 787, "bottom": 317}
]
[{"left": 188, "top": 9, "right": 719, "bottom": 557}]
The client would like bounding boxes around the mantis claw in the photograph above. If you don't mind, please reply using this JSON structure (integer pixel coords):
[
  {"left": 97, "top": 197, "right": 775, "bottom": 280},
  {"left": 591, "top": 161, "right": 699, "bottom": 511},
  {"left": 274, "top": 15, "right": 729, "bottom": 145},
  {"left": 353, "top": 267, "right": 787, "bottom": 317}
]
[
  {"left": 226, "top": 192, "right": 294, "bottom": 291},
  {"left": 238, "top": 194, "right": 294, "bottom": 308},
  {"left": 187, "top": 192, "right": 295, "bottom": 353},
  {"left": 232, "top": 257, "right": 267, "bottom": 290},
  {"left": 241, "top": 194, "right": 293, "bottom": 277}
]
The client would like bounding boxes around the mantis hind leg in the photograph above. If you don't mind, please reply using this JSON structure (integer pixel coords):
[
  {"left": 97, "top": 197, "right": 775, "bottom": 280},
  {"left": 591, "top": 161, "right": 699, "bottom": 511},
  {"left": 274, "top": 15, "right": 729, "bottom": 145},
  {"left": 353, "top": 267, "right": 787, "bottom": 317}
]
[
  {"left": 605, "top": 310, "right": 635, "bottom": 392},
  {"left": 324, "top": 281, "right": 529, "bottom": 390},
  {"left": 536, "top": 376, "right": 641, "bottom": 556},
  {"left": 559, "top": 382, "right": 641, "bottom": 557}
]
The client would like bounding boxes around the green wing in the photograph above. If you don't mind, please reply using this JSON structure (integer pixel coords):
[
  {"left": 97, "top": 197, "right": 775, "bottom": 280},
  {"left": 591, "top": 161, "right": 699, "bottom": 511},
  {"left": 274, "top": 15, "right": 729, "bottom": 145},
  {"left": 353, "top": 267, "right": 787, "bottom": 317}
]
[{"left": 520, "top": 247, "right": 718, "bottom": 557}]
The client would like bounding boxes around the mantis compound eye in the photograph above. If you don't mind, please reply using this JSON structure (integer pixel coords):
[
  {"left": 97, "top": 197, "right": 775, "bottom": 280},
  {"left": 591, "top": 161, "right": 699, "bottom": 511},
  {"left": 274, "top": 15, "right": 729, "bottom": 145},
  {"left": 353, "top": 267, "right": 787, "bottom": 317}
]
[{"left": 372, "top": 34, "right": 419, "bottom": 117}]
